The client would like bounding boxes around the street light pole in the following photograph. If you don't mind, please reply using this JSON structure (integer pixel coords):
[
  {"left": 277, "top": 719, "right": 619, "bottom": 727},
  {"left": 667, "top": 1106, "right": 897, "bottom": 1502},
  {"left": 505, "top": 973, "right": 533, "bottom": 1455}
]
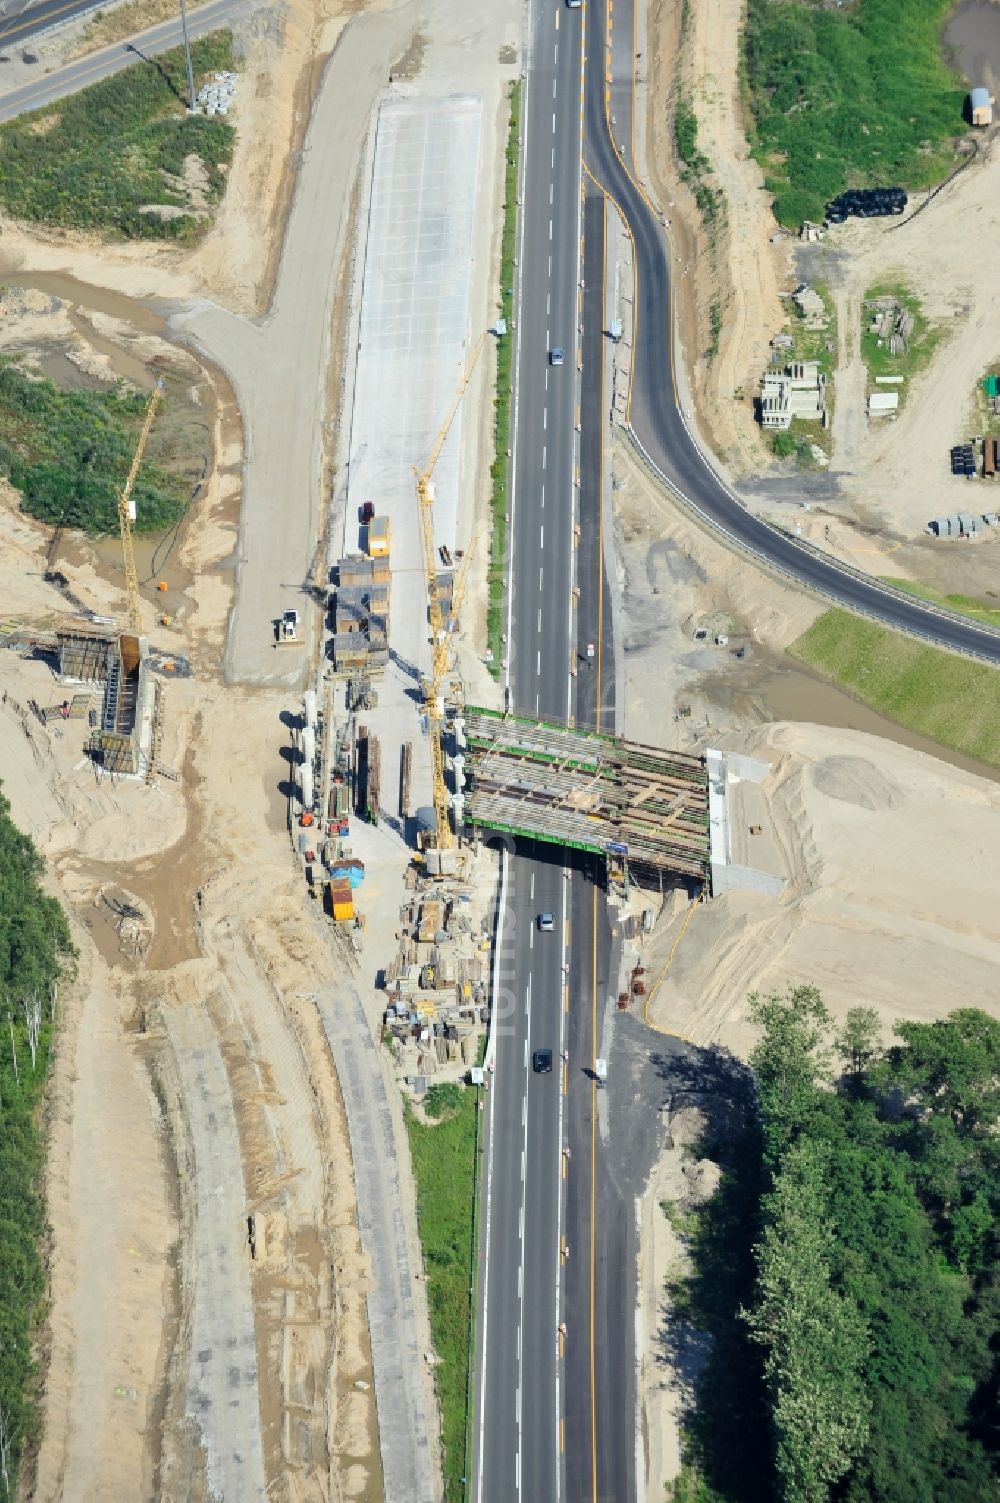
[{"left": 178, "top": 0, "right": 196, "bottom": 111}]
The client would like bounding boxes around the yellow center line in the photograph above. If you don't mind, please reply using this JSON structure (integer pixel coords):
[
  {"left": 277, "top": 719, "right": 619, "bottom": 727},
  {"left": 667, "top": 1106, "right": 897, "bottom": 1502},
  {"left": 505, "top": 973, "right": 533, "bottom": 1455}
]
[{"left": 590, "top": 882, "right": 599, "bottom": 1503}]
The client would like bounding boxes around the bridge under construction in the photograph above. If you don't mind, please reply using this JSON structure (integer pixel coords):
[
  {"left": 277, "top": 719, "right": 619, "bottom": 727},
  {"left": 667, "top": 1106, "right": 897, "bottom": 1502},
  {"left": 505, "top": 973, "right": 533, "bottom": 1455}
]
[{"left": 461, "top": 707, "right": 711, "bottom": 881}]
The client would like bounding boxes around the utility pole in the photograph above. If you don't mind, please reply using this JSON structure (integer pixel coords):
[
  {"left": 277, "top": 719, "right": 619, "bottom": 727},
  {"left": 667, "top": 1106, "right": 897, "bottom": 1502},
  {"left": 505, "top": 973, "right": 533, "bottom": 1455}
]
[{"left": 178, "top": 0, "right": 196, "bottom": 111}]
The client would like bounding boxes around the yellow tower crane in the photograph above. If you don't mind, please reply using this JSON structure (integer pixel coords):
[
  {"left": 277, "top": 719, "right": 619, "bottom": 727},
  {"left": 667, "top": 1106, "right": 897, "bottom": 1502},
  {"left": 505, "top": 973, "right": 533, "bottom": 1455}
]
[
  {"left": 414, "top": 335, "right": 485, "bottom": 850},
  {"left": 118, "top": 379, "right": 164, "bottom": 633}
]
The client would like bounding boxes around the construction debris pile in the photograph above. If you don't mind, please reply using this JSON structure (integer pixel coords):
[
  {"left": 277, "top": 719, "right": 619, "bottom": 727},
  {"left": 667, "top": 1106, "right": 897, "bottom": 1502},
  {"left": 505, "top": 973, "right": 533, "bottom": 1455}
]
[
  {"left": 865, "top": 295, "right": 915, "bottom": 356},
  {"left": 382, "top": 870, "right": 491, "bottom": 1085},
  {"left": 196, "top": 71, "right": 237, "bottom": 116}
]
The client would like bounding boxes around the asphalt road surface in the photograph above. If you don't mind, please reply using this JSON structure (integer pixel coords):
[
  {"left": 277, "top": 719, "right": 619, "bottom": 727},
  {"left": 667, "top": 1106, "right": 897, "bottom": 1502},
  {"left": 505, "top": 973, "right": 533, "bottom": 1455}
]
[
  {"left": 0, "top": 0, "right": 101, "bottom": 53},
  {"left": 0, "top": 0, "right": 247, "bottom": 122},
  {"left": 474, "top": 0, "right": 589, "bottom": 1497},
  {"left": 584, "top": 0, "right": 1000, "bottom": 665}
]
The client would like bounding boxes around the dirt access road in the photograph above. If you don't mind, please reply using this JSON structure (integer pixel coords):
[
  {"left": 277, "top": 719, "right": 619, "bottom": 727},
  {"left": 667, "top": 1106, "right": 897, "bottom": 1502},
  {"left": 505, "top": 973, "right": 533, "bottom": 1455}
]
[{"left": 0, "top": 0, "right": 517, "bottom": 1493}]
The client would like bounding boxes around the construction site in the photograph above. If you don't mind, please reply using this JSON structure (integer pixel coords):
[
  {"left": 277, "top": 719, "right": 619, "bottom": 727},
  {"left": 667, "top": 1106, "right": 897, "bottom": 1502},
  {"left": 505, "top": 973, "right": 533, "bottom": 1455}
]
[{"left": 1, "top": 383, "right": 176, "bottom": 781}]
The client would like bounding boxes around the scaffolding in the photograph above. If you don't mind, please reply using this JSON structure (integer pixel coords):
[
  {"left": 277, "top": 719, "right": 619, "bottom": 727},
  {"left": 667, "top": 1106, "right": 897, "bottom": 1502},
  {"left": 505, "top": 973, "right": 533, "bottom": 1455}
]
[{"left": 463, "top": 707, "right": 710, "bottom": 880}]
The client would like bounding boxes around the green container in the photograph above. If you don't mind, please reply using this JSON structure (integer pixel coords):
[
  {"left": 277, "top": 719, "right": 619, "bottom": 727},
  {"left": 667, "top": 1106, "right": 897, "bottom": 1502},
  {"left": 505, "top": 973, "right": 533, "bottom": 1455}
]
[{"left": 983, "top": 374, "right": 1000, "bottom": 398}]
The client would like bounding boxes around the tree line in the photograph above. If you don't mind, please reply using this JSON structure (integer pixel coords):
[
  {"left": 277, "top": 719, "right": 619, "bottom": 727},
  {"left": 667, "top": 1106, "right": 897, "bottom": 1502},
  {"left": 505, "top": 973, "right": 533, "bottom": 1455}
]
[
  {"left": 0, "top": 786, "right": 74, "bottom": 1500},
  {"left": 671, "top": 988, "right": 1000, "bottom": 1502}
]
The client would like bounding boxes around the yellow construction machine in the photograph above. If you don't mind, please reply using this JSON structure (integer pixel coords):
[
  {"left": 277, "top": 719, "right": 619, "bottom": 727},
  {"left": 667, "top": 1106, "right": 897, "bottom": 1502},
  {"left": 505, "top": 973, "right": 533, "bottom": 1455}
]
[{"left": 413, "top": 334, "right": 485, "bottom": 850}]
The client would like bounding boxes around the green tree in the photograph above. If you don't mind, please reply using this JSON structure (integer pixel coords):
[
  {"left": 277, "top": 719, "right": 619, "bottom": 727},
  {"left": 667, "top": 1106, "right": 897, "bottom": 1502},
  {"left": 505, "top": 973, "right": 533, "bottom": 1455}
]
[
  {"left": 837, "top": 1006, "right": 881, "bottom": 1091},
  {"left": 744, "top": 1139, "right": 870, "bottom": 1503},
  {"left": 888, "top": 1009, "right": 1000, "bottom": 1136},
  {"left": 748, "top": 985, "right": 832, "bottom": 1158}
]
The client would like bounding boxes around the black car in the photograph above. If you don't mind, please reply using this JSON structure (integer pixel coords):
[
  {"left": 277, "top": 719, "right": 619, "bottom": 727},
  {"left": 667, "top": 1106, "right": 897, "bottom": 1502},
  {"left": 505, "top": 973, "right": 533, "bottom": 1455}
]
[{"left": 533, "top": 1049, "right": 553, "bottom": 1074}]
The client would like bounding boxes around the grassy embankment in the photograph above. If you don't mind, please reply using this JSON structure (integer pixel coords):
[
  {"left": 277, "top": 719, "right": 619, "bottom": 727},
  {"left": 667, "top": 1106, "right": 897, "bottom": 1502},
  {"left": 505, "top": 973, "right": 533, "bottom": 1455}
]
[
  {"left": 0, "top": 359, "right": 188, "bottom": 535},
  {"left": 673, "top": 101, "right": 725, "bottom": 361},
  {"left": 406, "top": 1081, "right": 482, "bottom": 1502},
  {"left": 0, "top": 788, "right": 75, "bottom": 1501},
  {"left": 789, "top": 608, "right": 1000, "bottom": 768},
  {"left": 743, "top": 0, "right": 965, "bottom": 227},
  {"left": 878, "top": 578, "right": 1000, "bottom": 630},
  {"left": 860, "top": 283, "right": 943, "bottom": 412},
  {"left": 487, "top": 81, "right": 521, "bottom": 676},
  {"left": 0, "top": 32, "right": 235, "bottom": 240}
]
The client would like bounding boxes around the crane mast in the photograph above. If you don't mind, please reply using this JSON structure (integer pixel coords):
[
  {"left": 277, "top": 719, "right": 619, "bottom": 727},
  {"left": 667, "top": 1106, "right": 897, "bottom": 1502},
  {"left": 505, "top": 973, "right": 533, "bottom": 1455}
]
[
  {"left": 118, "top": 380, "right": 163, "bottom": 633},
  {"left": 414, "top": 336, "right": 485, "bottom": 850}
]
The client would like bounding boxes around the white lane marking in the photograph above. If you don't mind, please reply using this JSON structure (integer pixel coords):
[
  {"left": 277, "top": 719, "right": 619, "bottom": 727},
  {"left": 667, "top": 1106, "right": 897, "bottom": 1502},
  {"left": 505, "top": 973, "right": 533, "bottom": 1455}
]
[
  {"left": 530, "top": 871, "right": 535, "bottom": 900},
  {"left": 517, "top": 973, "right": 533, "bottom": 1500},
  {"left": 477, "top": 844, "right": 509, "bottom": 1503},
  {"left": 540, "top": 525, "right": 545, "bottom": 548},
  {"left": 552, "top": 110, "right": 556, "bottom": 132},
  {"left": 536, "top": 649, "right": 541, "bottom": 674},
  {"left": 548, "top": 254, "right": 552, "bottom": 276},
  {"left": 539, "top": 567, "right": 544, "bottom": 589},
  {"left": 502, "top": 0, "right": 533, "bottom": 712},
  {"left": 554, "top": 868, "right": 571, "bottom": 1502},
  {"left": 542, "top": 445, "right": 547, "bottom": 470},
  {"left": 535, "top": 692, "right": 540, "bottom": 714},
  {"left": 546, "top": 292, "right": 551, "bottom": 315},
  {"left": 549, "top": 218, "right": 553, "bottom": 240},
  {"left": 551, "top": 148, "right": 555, "bottom": 169},
  {"left": 543, "top": 406, "right": 548, "bottom": 427},
  {"left": 550, "top": 181, "right": 554, "bottom": 204},
  {"left": 538, "top": 608, "right": 542, "bottom": 631},
  {"left": 553, "top": 77, "right": 557, "bottom": 98}
]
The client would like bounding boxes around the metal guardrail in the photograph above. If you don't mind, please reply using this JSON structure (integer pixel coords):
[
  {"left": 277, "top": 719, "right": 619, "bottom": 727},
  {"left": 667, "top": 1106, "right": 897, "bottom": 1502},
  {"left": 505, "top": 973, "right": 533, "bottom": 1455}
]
[{"left": 625, "top": 423, "right": 1000, "bottom": 665}]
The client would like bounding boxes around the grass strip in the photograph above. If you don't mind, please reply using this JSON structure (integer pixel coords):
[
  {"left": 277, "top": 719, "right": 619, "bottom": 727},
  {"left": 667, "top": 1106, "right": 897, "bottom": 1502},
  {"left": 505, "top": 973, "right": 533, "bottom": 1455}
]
[
  {"left": 0, "top": 32, "right": 235, "bottom": 240},
  {"left": 789, "top": 608, "right": 1000, "bottom": 768},
  {"left": 486, "top": 80, "right": 521, "bottom": 676},
  {"left": 879, "top": 578, "right": 1000, "bottom": 630},
  {"left": 406, "top": 1083, "right": 480, "bottom": 1502}
]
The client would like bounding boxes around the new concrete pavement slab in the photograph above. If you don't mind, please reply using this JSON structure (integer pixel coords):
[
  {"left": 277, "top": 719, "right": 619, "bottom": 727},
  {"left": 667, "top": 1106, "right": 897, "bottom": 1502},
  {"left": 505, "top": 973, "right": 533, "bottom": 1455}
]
[
  {"left": 163, "top": 1002, "right": 267, "bottom": 1503},
  {"left": 343, "top": 94, "right": 482, "bottom": 576}
]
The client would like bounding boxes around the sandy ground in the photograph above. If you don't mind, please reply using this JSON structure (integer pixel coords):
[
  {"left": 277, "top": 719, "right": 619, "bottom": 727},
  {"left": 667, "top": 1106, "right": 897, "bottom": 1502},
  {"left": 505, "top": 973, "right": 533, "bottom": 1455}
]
[
  {"left": 641, "top": 0, "right": 1000, "bottom": 553},
  {"left": 648, "top": 719, "right": 1000, "bottom": 1054},
  {"left": 642, "top": 0, "right": 789, "bottom": 477},
  {"left": 0, "top": 0, "right": 514, "bottom": 1490},
  {"left": 817, "top": 134, "right": 1000, "bottom": 538}
]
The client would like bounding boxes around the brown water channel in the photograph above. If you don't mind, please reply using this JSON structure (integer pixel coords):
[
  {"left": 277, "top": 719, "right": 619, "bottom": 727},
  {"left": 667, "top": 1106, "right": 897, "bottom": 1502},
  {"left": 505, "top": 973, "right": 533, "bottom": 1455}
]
[
  {"left": 722, "top": 658, "right": 1000, "bottom": 785},
  {"left": 0, "top": 268, "right": 211, "bottom": 606},
  {"left": 945, "top": 1, "right": 1000, "bottom": 91}
]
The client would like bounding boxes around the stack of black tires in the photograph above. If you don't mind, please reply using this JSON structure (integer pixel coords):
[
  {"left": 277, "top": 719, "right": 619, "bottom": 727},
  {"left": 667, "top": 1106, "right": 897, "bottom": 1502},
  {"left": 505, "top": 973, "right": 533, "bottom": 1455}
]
[{"left": 825, "top": 187, "right": 907, "bottom": 224}]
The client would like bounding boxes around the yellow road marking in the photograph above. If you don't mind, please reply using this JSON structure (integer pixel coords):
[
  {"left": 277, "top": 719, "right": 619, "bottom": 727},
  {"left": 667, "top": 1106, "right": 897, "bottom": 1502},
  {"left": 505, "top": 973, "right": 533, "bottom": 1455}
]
[{"left": 589, "top": 884, "right": 598, "bottom": 1503}]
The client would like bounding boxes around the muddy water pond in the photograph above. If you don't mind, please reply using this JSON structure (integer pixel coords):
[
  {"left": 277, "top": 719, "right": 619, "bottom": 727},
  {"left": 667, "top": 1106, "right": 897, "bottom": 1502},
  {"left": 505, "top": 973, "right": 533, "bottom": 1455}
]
[
  {"left": 945, "top": 1, "right": 1000, "bottom": 91},
  {"left": 719, "top": 659, "right": 1000, "bottom": 785}
]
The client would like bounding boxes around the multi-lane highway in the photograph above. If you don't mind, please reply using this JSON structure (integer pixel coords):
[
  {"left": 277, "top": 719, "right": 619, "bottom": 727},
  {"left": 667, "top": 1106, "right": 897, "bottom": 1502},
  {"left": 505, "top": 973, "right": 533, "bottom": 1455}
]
[
  {"left": 476, "top": 0, "right": 1000, "bottom": 1498},
  {"left": 0, "top": 0, "right": 246, "bottom": 123},
  {"left": 474, "top": 0, "right": 592, "bottom": 1498}
]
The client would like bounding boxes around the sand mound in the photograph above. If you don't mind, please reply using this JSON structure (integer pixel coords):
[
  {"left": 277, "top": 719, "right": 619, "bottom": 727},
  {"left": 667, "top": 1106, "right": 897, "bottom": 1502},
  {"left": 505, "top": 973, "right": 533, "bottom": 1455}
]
[
  {"left": 809, "top": 754, "right": 903, "bottom": 812},
  {"left": 651, "top": 722, "right": 1000, "bottom": 1055}
]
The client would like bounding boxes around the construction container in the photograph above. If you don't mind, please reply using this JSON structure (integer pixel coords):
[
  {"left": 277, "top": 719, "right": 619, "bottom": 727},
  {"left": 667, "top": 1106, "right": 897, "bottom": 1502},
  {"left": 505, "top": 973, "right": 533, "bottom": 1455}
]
[
  {"left": 984, "top": 375, "right": 1000, "bottom": 399},
  {"left": 984, "top": 438, "right": 996, "bottom": 479},
  {"left": 971, "top": 87, "right": 993, "bottom": 127},
  {"left": 366, "top": 516, "right": 391, "bottom": 559}
]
